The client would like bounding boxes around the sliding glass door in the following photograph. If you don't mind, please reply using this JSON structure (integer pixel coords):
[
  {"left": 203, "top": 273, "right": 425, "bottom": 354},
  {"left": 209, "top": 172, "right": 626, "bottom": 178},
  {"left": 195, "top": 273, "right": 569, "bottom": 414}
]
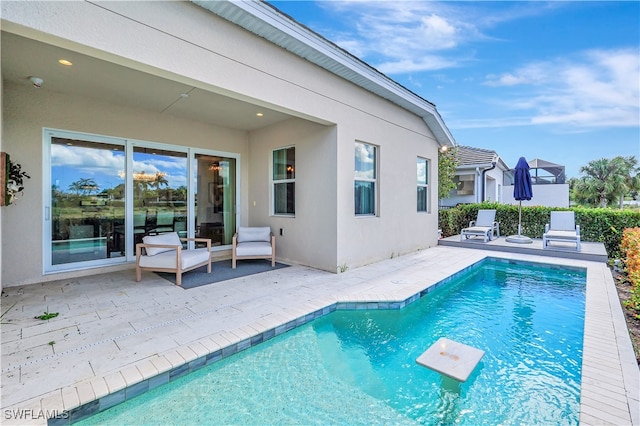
[
  {"left": 125, "top": 146, "right": 188, "bottom": 252},
  {"left": 194, "top": 154, "right": 236, "bottom": 247},
  {"left": 49, "top": 136, "right": 126, "bottom": 266},
  {"left": 45, "top": 129, "right": 238, "bottom": 273}
]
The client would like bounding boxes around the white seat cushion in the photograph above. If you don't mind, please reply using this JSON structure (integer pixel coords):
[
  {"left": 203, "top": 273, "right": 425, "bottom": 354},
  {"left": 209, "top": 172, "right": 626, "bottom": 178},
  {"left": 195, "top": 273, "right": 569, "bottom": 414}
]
[
  {"left": 235, "top": 241, "right": 273, "bottom": 257},
  {"left": 544, "top": 230, "right": 578, "bottom": 240},
  {"left": 138, "top": 248, "right": 210, "bottom": 270},
  {"left": 237, "top": 227, "right": 271, "bottom": 243},
  {"left": 462, "top": 226, "right": 491, "bottom": 235},
  {"left": 142, "top": 232, "right": 181, "bottom": 256}
]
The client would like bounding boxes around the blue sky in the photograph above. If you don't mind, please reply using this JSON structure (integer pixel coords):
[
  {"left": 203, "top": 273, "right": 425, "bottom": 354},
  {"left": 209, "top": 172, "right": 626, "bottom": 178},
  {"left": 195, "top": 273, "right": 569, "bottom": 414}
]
[{"left": 270, "top": 1, "right": 639, "bottom": 179}]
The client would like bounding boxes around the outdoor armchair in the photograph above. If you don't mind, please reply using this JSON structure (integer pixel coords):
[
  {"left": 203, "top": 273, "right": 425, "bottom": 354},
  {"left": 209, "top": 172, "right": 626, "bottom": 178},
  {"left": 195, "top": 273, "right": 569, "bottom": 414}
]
[
  {"left": 232, "top": 226, "right": 275, "bottom": 269},
  {"left": 543, "top": 211, "right": 581, "bottom": 251},
  {"left": 460, "top": 209, "right": 500, "bottom": 243},
  {"left": 136, "top": 231, "right": 211, "bottom": 286}
]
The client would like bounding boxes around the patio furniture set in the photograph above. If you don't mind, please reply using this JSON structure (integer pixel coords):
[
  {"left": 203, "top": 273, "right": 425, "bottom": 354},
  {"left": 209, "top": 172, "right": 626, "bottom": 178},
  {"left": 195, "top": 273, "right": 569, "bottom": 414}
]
[
  {"left": 460, "top": 209, "right": 580, "bottom": 250},
  {"left": 136, "top": 226, "right": 276, "bottom": 286}
]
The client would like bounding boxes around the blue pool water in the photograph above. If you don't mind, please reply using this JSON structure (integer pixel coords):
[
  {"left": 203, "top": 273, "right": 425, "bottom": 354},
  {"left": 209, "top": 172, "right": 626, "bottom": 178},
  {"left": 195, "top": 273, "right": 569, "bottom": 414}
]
[{"left": 78, "top": 258, "right": 586, "bottom": 425}]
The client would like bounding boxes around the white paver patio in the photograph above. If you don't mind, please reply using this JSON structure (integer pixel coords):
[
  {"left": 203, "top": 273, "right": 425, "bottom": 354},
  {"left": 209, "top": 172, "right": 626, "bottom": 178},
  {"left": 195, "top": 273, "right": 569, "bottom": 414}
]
[{"left": 1, "top": 245, "right": 638, "bottom": 425}]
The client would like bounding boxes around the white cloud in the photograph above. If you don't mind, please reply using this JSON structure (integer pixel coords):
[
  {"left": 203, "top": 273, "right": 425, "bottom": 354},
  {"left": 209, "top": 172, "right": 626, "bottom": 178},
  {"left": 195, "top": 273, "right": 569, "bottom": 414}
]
[
  {"left": 319, "top": 1, "right": 484, "bottom": 73},
  {"left": 377, "top": 56, "right": 458, "bottom": 74},
  {"left": 52, "top": 145, "right": 125, "bottom": 180},
  {"left": 317, "top": 1, "right": 560, "bottom": 75},
  {"left": 482, "top": 48, "right": 640, "bottom": 128}
]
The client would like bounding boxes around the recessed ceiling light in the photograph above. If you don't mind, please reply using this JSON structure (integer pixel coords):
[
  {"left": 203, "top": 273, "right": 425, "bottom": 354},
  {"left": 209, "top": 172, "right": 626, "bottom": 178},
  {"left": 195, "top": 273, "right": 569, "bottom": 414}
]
[
  {"left": 256, "top": 112, "right": 264, "bottom": 117},
  {"left": 180, "top": 93, "right": 189, "bottom": 98},
  {"left": 58, "top": 59, "right": 73, "bottom": 66}
]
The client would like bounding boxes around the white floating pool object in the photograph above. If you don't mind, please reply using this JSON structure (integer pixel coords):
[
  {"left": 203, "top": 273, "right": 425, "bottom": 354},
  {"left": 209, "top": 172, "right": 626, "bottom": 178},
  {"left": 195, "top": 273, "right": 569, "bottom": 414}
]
[{"left": 416, "top": 337, "right": 485, "bottom": 382}]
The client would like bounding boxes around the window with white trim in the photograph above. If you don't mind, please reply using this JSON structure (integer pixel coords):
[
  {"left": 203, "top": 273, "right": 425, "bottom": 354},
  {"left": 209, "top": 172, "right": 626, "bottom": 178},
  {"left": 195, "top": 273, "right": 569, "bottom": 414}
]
[
  {"left": 354, "top": 141, "right": 377, "bottom": 216},
  {"left": 272, "top": 146, "right": 295, "bottom": 215},
  {"left": 417, "top": 157, "right": 429, "bottom": 212}
]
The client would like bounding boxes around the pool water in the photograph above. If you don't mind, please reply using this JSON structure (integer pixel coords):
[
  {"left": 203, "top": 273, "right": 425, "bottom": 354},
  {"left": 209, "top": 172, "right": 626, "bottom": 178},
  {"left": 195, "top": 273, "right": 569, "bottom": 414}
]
[{"left": 78, "top": 258, "right": 586, "bottom": 425}]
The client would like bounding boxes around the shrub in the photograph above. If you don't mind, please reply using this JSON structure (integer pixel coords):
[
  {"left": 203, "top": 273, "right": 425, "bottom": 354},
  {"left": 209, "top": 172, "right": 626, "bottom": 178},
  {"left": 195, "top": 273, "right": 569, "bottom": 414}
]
[
  {"left": 621, "top": 227, "right": 640, "bottom": 317},
  {"left": 439, "top": 203, "right": 640, "bottom": 259}
]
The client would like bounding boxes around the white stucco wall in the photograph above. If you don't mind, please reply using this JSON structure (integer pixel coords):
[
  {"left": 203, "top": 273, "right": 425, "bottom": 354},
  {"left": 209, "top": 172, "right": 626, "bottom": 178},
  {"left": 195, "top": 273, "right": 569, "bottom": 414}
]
[
  {"left": 335, "top": 116, "right": 440, "bottom": 270},
  {"left": 248, "top": 119, "right": 338, "bottom": 272},
  {"left": 502, "top": 184, "right": 570, "bottom": 208},
  {"left": 1, "top": 1, "right": 442, "bottom": 285}
]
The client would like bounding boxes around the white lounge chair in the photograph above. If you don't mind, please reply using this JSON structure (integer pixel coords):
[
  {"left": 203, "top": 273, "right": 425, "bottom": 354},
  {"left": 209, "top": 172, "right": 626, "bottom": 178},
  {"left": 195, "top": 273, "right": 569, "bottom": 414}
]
[
  {"left": 136, "top": 232, "right": 211, "bottom": 286},
  {"left": 543, "top": 211, "right": 581, "bottom": 251},
  {"left": 460, "top": 209, "right": 500, "bottom": 242},
  {"left": 232, "top": 226, "right": 275, "bottom": 269}
]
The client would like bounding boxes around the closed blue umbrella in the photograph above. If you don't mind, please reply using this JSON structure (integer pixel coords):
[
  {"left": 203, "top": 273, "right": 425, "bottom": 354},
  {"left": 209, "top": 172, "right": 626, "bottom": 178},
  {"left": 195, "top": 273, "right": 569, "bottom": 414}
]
[
  {"left": 506, "top": 157, "right": 533, "bottom": 244},
  {"left": 513, "top": 157, "right": 533, "bottom": 201}
]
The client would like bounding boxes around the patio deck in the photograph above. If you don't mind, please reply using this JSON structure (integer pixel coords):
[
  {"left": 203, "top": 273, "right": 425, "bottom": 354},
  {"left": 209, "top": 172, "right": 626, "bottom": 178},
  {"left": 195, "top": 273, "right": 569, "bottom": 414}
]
[
  {"left": 1, "top": 245, "right": 638, "bottom": 425},
  {"left": 439, "top": 234, "right": 608, "bottom": 263}
]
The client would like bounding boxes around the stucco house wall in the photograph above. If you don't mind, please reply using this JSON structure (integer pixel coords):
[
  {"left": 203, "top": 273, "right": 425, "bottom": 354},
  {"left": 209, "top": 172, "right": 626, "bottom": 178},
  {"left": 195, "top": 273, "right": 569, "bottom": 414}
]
[{"left": 1, "top": 1, "right": 448, "bottom": 286}]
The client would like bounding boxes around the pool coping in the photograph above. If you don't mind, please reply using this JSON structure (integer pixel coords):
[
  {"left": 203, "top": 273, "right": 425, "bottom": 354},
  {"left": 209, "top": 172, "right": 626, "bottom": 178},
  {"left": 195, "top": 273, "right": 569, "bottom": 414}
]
[{"left": 30, "top": 255, "right": 638, "bottom": 425}]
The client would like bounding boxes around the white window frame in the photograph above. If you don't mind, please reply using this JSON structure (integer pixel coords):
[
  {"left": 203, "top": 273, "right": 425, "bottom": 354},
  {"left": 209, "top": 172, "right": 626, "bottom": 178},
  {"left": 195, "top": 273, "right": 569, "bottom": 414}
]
[
  {"left": 354, "top": 141, "right": 378, "bottom": 217},
  {"left": 271, "top": 146, "right": 295, "bottom": 216},
  {"left": 417, "top": 157, "right": 429, "bottom": 213}
]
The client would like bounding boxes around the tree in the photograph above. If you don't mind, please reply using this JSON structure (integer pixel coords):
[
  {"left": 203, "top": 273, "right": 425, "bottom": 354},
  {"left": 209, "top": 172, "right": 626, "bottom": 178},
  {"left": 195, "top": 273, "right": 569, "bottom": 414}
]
[
  {"left": 174, "top": 185, "right": 188, "bottom": 201},
  {"left": 617, "top": 156, "right": 640, "bottom": 208},
  {"left": 68, "top": 178, "right": 98, "bottom": 196},
  {"left": 571, "top": 156, "right": 638, "bottom": 208},
  {"left": 438, "top": 146, "right": 459, "bottom": 201},
  {"left": 150, "top": 172, "right": 169, "bottom": 202}
]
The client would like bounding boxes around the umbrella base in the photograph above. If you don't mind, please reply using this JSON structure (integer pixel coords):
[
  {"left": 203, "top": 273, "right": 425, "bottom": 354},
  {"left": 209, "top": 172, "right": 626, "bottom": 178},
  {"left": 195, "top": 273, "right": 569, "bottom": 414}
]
[{"left": 506, "top": 235, "right": 533, "bottom": 244}]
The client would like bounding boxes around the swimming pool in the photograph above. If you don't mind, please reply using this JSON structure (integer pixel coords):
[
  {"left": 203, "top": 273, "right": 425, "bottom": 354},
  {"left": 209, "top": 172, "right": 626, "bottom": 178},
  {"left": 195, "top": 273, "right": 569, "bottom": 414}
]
[{"left": 76, "top": 258, "right": 586, "bottom": 425}]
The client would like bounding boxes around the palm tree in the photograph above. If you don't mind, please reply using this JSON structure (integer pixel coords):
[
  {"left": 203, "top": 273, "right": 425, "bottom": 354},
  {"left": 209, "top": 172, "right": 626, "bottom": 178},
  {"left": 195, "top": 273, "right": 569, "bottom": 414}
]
[
  {"left": 150, "top": 172, "right": 169, "bottom": 202},
  {"left": 68, "top": 178, "right": 98, "bottom": 196},
  {"left": 573, "top": 156, "right": 638, "bottom": 208},
  {"left": 617, "top": 156, "right": 640, "bottom": 208}
]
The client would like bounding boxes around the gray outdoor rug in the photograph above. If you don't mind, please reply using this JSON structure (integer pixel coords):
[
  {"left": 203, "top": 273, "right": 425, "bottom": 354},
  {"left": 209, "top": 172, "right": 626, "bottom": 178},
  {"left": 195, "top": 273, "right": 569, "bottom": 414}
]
[{"left": 156, "top": 259, "right": 288, "bottom": 289}]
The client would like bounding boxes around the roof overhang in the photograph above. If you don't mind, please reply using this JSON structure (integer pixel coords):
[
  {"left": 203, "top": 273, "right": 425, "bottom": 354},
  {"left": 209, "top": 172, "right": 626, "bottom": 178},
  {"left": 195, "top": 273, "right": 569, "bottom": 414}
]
[{"left": 191, "top": 0, "right": 456, "bottom": 148}]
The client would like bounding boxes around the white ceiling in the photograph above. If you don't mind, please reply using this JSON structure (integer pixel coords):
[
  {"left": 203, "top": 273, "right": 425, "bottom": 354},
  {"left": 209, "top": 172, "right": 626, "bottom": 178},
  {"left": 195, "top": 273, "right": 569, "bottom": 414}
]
[{"left": 1, "top": 31, "right": 293, "bottom": 131}]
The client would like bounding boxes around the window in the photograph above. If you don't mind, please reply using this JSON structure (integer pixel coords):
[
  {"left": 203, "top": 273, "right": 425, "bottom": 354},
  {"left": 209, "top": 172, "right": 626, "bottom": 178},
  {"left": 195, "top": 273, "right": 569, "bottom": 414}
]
[
  {"left": 454, "top": 174, "right": 475, "bottom": 195},
  {"left": 417, "top": 157, "right": 428, "bottom": 212},
  {"left": 354, "top": 142, "right": 377, "bottom": 216},
  {"left": 273, "top": 147, "right": 295, "bottom": 215}
]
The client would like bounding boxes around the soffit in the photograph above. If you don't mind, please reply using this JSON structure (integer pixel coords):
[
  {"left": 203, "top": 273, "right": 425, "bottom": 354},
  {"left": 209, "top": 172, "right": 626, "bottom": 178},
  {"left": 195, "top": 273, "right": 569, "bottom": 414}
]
[{"left": 1, "top": 31, "right": 293, "bottom": 132}]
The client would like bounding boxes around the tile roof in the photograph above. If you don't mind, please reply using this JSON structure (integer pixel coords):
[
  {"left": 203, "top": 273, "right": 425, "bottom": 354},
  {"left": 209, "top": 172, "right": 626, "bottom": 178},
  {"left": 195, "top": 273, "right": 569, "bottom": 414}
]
[{"left": 456, "top": 146, "right": 498, "bottom": 166}]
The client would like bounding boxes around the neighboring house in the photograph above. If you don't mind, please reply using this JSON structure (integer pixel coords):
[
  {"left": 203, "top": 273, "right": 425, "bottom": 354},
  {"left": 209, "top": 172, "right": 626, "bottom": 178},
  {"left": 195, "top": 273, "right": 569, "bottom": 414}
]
[
  {"left": 440, "top": 146, "right": 510, "bottom": 207},
  {"left": 502, "top": 158, "right": 570, "bottom": 207},
  {"left": 0, "top": 1, "right": 455, "bottom": 288}
]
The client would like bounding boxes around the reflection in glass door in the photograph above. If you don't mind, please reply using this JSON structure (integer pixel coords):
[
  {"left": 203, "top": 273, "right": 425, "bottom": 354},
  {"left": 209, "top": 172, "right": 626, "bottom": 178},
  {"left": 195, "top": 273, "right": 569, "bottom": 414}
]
[
  {"left": 50, "top": 137, "right": 125, "bottom": 265},
  {"left": 195, "top": 154, "right": 236, "bottom": 247},
  {"left": 128, "top": 146, "right": 188, "bottom": 253}
]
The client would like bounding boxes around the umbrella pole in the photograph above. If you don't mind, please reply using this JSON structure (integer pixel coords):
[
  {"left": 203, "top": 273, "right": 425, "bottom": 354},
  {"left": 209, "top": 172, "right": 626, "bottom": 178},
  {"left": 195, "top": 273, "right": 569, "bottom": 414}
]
[
  {"left": 506, "top": 199, "right": 532, "bottom": 244},
  {"left": 518, "top": 200, "right": 522, "bottom": 236}
]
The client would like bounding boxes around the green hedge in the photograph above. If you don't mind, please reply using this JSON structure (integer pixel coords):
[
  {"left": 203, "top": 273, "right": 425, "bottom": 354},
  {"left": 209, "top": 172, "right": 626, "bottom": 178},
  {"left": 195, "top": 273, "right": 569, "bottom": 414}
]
[{"left": 439, "top": 202, "right": 640, "bottom": 259}]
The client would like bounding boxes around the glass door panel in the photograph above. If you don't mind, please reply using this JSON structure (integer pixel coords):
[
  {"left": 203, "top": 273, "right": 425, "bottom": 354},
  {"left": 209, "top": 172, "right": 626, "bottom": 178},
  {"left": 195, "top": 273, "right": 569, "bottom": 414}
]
[
  {"left": 130, "top": 147, "right": 188, "bottom": 252},
  {"left": 50, "top": 137, "right": 125, "bottom": 265},
  {"left": 195, "top": 154, "right": 236, "bottom": 247}
]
